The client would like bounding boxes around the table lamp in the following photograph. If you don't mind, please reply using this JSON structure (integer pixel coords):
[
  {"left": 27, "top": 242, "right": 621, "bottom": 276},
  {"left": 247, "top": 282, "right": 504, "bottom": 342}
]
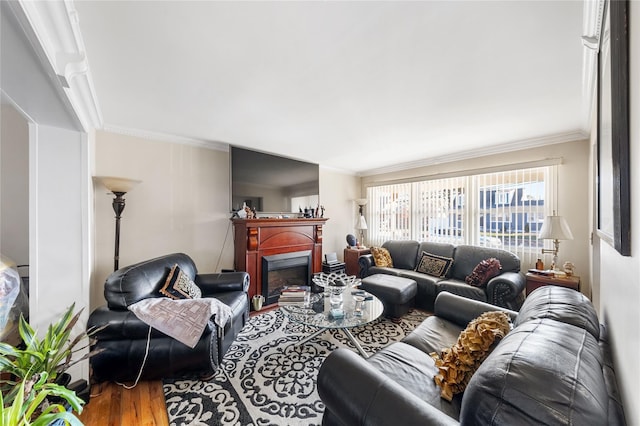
[{"left": 538, "top": 211, "right": 573, "bottom": 271}]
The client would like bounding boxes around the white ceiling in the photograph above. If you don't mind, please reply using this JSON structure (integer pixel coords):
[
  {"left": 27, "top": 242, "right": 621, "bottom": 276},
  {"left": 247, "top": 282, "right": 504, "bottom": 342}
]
[{"left": 73, "top": 0, "right": 586, "bottom": 175}]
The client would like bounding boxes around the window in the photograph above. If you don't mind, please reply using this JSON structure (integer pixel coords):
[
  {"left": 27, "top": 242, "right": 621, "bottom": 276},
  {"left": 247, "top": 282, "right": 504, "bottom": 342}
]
[{"left": 366, "top": 165, "right": 554, "bottom": 266}]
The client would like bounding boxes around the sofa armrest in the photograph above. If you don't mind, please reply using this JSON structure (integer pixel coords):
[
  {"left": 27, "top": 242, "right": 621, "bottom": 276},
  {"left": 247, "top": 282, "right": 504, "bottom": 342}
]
[
  {"left": 196, "top": 272, "right": 250, "bottom": 295},
  {"left": 358, "top": 254, "right": 375, "bottom": 277},
  {"left": 318, "top": 348, "right": 459, "bottom": 426},
  {"left": 485, "top": 271, "right": 526, "bottom": 310},
  {"left": 434, "top": 292, "right": 518, "bottom": 327}
]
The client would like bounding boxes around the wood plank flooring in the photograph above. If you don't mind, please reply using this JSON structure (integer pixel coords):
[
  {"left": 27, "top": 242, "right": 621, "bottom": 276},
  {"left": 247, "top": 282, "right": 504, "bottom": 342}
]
[
  {"left": 78, "top": 309, "right": 271, "bottom": 425},
  {"left": 78, "top": 380, "right": 168, "bottom": 426}
]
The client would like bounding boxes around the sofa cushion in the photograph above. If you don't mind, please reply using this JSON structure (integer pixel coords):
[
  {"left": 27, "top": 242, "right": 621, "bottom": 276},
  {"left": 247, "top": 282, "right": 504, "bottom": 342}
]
[
  {"left": 160, "top": 264, "right": 202, "bottom": 300},
  {"left": 367, "top": 342, "right": 463, "bottom": 420},
  {"left": 460, "top": 318, "right": 608, "bottom": 425},
  {"left": 436, "top": 281, "right": 487, "bottom": 303},
  {"left": 370, "top": 246, "right": 394, "bottom": 267},
  {"left": 105, "top": 253, "right": 198, "bottom": 309},
  {"left": 465, "top": 258, "right": 502, "bottom": 287},
  {"left": 416, "top": 251, "right": 454, "bottom": 277},
  {"left": 515, "top": 285, "right": 600, "bottom": 339},
  {"left": 449, "top": 245, "right": 519, "bottom": 281},
  {"left": 403, "top": 315, "right": 463, "bottom": 355},
  {"left": 382, "top": 240, "right": 420, "bottom": 270},
  {"left": 395, "top": 270, "right": 441, "bottom": 311},
  {"left": 431, "top": 311, "right": 511, "bottom": 401},
  {"left": 416, "top": 242, "right": 456, "bottom": 273}
]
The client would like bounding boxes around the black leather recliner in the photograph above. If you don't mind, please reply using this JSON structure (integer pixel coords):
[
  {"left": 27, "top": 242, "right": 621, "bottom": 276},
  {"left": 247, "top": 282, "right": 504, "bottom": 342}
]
[{"left": 87, "top": 253, "right": 249, "bottom": 382}]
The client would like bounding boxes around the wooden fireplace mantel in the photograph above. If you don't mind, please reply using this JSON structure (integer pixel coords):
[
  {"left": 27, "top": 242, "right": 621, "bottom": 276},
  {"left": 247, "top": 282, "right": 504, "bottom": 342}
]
[{"left": 232, "top": 217, "right": 328, "bottom": 303}]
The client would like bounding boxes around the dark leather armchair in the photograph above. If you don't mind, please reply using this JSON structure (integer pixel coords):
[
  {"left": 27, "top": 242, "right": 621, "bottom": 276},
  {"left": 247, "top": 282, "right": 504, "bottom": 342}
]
[{"left": 87, "top": 253, "right": 249, "bottom": 382}]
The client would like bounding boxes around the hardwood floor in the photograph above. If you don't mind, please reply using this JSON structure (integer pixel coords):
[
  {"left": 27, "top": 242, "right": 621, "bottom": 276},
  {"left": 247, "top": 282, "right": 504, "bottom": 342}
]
[
  {"left": 78, "top": 380, "right": 168, "bottom": 426},
  {"left": 77, "top": 309, "right": 271, "bottom": 425}
]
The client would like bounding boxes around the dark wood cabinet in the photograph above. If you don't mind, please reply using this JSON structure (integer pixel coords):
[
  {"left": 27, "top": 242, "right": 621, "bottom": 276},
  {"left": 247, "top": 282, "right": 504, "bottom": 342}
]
[{"left": 344, "top": 247, "right": 370, "bottom": 276}]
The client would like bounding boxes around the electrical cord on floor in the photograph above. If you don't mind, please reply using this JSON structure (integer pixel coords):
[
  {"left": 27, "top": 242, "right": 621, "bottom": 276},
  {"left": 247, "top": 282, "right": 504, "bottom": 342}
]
[
  {"left": 116, "top": 325, "right": 152, "bottom": 389},
  {"left": 214, "top": 219, "right": 232, "bottom": 272}
]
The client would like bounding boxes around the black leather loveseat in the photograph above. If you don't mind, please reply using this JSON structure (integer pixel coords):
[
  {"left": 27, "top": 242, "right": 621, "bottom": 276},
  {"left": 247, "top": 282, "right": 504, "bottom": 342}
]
[
  {"left": 359, "top": 240, "right": 525, "bottom": 311},
  {"left": 318, "top": 287, "right": 626, "bottom": 425},
  {"left": 87, "top": 253, "right": 249, "bottom": 382}
]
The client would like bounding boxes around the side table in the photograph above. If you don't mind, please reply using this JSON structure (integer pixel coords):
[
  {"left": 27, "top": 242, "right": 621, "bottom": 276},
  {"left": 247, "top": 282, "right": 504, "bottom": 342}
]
[
  {"left": 525, "top": 273, "right": 580, "bottom": 296},
  {"left": 344, "top": 247, "right": 370, "bottom": 276}
]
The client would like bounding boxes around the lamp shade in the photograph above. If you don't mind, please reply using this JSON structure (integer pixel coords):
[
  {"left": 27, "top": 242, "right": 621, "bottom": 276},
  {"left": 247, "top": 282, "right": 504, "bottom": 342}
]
[
  {"left": 93, "top": 176, "right": 141, "bottom": 193},
  {"left": 355, "top": 215, "right": 368, "bottom": 230},
  {"left": 538, "top": 214, "right": 573, "bottom": 240}
]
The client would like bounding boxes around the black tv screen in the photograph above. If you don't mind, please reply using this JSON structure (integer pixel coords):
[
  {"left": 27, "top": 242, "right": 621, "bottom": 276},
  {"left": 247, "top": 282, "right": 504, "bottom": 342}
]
[{"left": 230, "top": 146, "right": 320, "bottom": 215}]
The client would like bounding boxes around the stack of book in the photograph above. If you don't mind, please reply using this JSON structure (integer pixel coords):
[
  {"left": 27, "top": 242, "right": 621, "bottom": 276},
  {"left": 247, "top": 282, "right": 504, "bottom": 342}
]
[{"left": 277, "top": 285, "right": 310, "bottom": 306}]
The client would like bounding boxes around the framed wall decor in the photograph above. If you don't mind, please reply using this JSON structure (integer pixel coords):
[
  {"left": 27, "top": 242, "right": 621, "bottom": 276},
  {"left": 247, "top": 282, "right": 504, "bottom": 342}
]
[{"left": 597, "top": 0, "right": 631, "bottom": 256}]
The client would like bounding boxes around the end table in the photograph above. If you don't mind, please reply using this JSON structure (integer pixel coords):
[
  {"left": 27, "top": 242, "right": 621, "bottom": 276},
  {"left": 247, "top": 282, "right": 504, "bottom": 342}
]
[
  {"left": 525, "top": 272, "right": 580, "bottom": 296},
  {"left": 344, "top": 247, "right": 370, "bottom": 276}
]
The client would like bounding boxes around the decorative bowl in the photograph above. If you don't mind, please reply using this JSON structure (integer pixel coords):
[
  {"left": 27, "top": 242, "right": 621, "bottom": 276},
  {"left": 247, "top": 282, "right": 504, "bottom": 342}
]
[
  {"left": 312, "top": 273, "right": 361, "bottom": 308},
  {"left": 312, "top": 272, "right": 361, "bottom": 291}
]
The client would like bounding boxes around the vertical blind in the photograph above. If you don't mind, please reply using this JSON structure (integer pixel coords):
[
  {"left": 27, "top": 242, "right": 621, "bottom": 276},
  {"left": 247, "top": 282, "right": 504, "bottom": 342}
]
[{"left": 366, "top": 165, "right": 554, "bottom": 267}]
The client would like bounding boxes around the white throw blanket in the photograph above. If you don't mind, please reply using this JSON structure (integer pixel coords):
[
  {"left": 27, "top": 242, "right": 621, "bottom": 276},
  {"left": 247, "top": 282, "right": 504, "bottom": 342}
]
[{"left": 128, "top": 297, "right": 233, "bottom": 348}]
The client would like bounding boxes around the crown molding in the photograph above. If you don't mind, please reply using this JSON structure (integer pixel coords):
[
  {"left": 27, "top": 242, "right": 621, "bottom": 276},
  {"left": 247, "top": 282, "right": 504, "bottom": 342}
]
[
  {"left": 357, "top": 130, "right": 589, "bottom": 177},
  {"left": 102, "top": 125, "right": 229, "bottom": 152},
  {"left": 581, "top": 0, "right": 606, "bottom": 130},
  {"left": 15, "top": 0, "right": 103, "bottom": 131}
]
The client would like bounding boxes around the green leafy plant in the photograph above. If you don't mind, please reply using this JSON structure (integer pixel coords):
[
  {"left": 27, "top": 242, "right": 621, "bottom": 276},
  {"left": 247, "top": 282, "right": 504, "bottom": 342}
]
[
  {"left": 0, "top": 372, "right": 83, "bottom": 426},
  {"left": 0, "top": 304, "right": 105, "bottom": 424}
]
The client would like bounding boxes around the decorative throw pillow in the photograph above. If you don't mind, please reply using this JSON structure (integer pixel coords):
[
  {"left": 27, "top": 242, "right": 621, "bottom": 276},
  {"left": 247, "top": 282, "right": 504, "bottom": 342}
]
[
  {"left": 416, "top": 251, "right": 454, "bottom": 278},
  {"left": 160, "top": 264, "right": 202, "bottom": 300},
  {"left": 465, "top": 258, "right": 502, "bottom": 287},
  {"left": 430, "top": 311, "right": 511, "bottom": 401},
  {"left": 370, "top": 247, "right": 393, "bottom": 267}
]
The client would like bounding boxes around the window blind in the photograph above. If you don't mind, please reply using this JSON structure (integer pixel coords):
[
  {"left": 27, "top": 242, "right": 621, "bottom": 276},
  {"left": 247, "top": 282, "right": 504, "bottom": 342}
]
[{"left": 365, "top": 165, "right": 555, "bottom": 267}]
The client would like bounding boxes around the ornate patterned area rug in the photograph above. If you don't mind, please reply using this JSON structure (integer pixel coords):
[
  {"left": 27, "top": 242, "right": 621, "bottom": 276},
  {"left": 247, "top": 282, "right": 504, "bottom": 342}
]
[{"left": 163, "top": 308, "right": 429, "bottom": 426}]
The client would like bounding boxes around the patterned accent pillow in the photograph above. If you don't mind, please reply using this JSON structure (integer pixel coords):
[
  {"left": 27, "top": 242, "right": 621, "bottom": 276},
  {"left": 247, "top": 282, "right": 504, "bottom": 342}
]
[
  {"left": 416, "top": 251, "right": 454, "bottom": 278},
  {"left": 430, "top": 311, "right": 511, "bottom": 401},
  {"left": 370, "top": 247, "right": 394, "bottom": 267},
  {"left": 465, "top": 258, "right": 502, "bottom": 287},
  {"left": 160, "top": 264, "right": 202, "bottom": 299}
]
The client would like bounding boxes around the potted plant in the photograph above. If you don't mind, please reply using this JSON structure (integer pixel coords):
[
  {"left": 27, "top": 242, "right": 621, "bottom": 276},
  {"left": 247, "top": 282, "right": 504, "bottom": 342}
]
[
  {"left": 0, "top": 304, "right": 104, "bottom": 424},
  {"left": 0, "top": 371, "right": 83, "bottom": 425}
]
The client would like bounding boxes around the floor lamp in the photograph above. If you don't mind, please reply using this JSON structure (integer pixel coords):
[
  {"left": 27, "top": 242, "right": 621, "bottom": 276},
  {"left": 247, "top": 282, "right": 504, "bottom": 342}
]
[{"left": 93, "top": 176, "right": 141, "bottom": 271}]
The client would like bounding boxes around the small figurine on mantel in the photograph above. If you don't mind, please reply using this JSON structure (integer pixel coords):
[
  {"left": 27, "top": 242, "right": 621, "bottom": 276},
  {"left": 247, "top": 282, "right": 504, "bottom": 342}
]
[{"left": 244, "top": 205, "right": 256, "bottom": 219}]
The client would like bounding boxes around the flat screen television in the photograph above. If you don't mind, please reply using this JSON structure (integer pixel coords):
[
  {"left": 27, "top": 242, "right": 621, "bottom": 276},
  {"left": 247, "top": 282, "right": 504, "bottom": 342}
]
[{"left": 230, "top": 146, "right": 320, "bottom": 216}]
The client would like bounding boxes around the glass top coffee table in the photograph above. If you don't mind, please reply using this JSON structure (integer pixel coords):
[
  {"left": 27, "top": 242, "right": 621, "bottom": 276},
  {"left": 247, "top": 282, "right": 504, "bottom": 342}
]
[{"left": 281, "top": 290, "right": 384, "bottom": 358}]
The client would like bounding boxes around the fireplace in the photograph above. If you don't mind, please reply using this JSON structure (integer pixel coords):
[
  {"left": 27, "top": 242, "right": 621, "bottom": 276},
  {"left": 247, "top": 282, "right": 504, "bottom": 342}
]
[
  {"left": 262, "top": 250, "right": 312, "bottom": 305},
  {"left": 232, "top": 217, "right": 327, "bottom": 308}
]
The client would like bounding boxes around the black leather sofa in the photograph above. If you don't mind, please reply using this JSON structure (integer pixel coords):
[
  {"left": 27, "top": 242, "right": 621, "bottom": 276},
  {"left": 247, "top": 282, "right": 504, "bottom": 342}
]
[
  {"left": 87, "top": 253, "right": 249, "bottom": 382},
  {"left": 318, "top": 287, "right": 626, "bottom": 425},
  {"left": 359, "top": 240, "right": 525, "bottom": 311}
]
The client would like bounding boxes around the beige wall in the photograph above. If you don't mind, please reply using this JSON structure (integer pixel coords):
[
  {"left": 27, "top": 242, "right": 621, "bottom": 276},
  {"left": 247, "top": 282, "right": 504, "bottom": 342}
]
[
  {"left": 92, "top": 130, "right": 360, "bottom": 309},
  {"left": 361, "top": 139, "right": 591, "bottom": 293},
  {"left": 0, "top": 105, "right": 29, "bottom": 267},
  {"left": 593, "top": 2, "right": 640, "bottom": 424},
  {"left": 319, "top": 167, "right": 363, "bottom": 261},
  {"left": 92, "top": 131, "right": 233, "bottom": 309}
]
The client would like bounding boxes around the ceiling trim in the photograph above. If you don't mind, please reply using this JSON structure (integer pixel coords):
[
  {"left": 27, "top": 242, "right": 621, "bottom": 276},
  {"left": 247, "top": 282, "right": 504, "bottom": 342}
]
[
  {"left": 103, "top": 124, "right": 229, "bottom": 152},
  {"left": 580, "top": 0, "right": 606, "bottom": 130},
  {"left": 358, "top": 130, "right": 589, "bottom": 177},
  {"left": 16, "top": 0, "right": 103, "bottom": 131}
]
